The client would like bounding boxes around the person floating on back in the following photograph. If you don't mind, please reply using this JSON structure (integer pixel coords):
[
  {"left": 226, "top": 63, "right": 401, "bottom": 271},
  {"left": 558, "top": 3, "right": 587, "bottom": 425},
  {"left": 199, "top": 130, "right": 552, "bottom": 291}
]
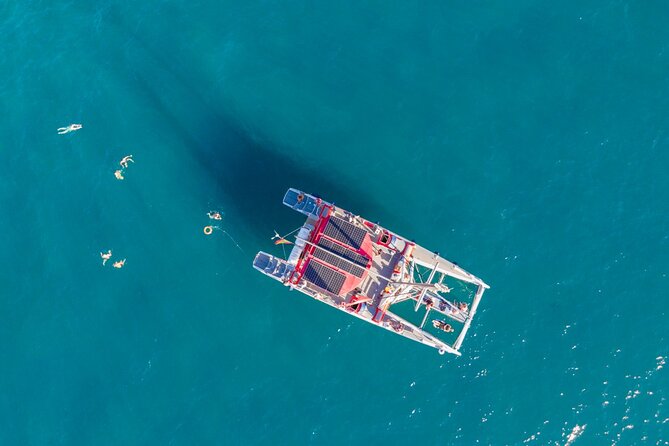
[
  {"left": 120, "top": 155, "right": 134, "bottom": 169},
  {"left": 57, "top": 124, "right": 82, "bottom": 134},
  {"left": 113, "top": 259, "right": 126, "bottom": 269},
  {"left": 100, "top": 249, "right": 112, "bottom": 266}
]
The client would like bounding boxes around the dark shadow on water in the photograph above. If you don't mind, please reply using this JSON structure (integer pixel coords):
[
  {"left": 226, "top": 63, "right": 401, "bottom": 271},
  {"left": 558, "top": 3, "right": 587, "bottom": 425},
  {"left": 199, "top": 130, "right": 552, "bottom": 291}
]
[
  {"left": 112, "top": 10, "right": 394, "bottom": 253},
  {"left": 131, "top": 73, "right": 382, "bottom": 252},
  {"left": 192, "top": 116, "right": 383, "bottom": 248}
]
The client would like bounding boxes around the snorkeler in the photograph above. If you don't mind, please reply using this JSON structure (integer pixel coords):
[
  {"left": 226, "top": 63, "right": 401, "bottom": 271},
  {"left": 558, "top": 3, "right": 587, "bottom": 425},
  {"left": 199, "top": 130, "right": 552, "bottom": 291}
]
[
  {"left": 57, "top": 124, "right": 82, "bottom": 134},
  {"left": 100, "top": 249, "right": 112, "bottom": 266},
  {"left": 112, "top": 259, "right": 126, "bottom": 269},
  {"left": 114, "top": 170, "right": 124, "bottom": 180},
  {"left": 207, "top": 210, "right": 223, "bottom": 220},
  {"left": 120, "top": 155, "right": 134, "bottom": 169}
]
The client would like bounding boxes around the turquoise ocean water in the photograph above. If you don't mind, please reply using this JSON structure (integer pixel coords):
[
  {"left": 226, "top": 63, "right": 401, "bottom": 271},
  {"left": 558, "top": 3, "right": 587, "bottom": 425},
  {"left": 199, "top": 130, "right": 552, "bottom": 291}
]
[{"left": 2, "top": 1, "right": 668, "bottom": 444}]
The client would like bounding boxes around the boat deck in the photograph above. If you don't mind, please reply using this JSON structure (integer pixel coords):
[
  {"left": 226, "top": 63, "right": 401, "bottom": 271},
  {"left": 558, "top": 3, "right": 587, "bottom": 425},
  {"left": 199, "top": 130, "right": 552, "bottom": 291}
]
[
  {"left": 360, "top": 246, "right": 396, "bottom": 306},
  {"left": 253, "top": 188, "right": 489, "bottom": 355}
]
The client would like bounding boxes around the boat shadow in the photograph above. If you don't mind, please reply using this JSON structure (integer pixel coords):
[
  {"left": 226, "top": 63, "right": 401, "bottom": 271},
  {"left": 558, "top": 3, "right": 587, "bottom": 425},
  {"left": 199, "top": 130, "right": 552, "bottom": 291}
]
[
  {"left": 191, "top": 117, "right": 382, "bottom": 247},
  {"left": 112, "top": 11, "right": 397, "bottom": 250}
]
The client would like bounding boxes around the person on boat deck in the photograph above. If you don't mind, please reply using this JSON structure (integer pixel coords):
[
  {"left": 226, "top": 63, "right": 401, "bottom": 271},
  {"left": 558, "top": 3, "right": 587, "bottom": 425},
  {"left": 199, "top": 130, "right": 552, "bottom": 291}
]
[
  {"left": 449, "top": 301, "right": 461, "bottom": 314},
  {"left": 389, "top": 320, "right": 403, "bottom": 333},
  {"left": 458, "top": 302, "right": 468, "bottom": 311},
  {"left": 424, "top": 298, "right": 434, "bottom": 310},
  {"left": 438, "top": 300, "right": 458, "bottom": 314},
  {"left": 432, "top": 319, "right": 454, "bottom": 333}
]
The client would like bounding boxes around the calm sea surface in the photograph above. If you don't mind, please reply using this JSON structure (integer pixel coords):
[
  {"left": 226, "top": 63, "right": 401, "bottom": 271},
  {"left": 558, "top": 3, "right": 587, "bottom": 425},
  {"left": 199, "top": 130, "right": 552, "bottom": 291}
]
[{"left": 1, "top": 1, "right": 667, "bottom": 444}]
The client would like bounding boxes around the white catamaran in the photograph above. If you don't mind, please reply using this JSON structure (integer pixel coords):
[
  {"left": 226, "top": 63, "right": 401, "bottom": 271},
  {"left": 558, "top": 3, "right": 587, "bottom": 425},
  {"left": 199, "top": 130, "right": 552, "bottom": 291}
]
[{"left": 253, "top": 188, "right": 490, "bottom": 355}]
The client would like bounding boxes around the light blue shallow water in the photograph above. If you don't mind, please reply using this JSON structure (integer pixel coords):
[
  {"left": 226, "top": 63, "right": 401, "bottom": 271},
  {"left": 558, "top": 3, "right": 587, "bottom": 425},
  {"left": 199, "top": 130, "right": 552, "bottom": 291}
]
[{"left": 1, "top": 1, "right": 668, "bottom": 444}]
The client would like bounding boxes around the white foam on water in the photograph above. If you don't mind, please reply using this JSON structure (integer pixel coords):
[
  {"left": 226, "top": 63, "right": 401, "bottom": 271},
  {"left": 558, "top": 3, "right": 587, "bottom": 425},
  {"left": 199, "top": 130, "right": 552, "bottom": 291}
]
[{"left": 563, "top": 424, "right": 586, "bottom": 446}]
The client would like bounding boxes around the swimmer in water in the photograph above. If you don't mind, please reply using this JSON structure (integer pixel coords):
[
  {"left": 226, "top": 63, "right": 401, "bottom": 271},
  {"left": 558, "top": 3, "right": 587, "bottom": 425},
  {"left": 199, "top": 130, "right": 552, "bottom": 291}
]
[
  {"left": 57, "top": 124, "right": 82, "bottom": 134},
  {"left": 120, "top": 155, "right": 134, "bottom": 169},
  {"left": 112, "top": 259, "right": 126, "bottom": 269},
  {"left": 100, "top": 249, "right": 112, "bottom": 265},
  {"left": 114, "top": 170, "right": 124, "bottom": 180},
  {"left": 207, "top": 211, "right": 223, "bottom": 220}
]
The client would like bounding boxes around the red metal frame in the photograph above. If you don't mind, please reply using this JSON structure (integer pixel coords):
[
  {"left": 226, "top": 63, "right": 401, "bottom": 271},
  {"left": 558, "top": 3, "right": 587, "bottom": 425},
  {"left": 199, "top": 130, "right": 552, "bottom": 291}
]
[
  {"left": 290, "top": 204, "right": 377, "bottom": 296},
  {"left": 290, "top": 204, "right": 333, "bottom": 284}
]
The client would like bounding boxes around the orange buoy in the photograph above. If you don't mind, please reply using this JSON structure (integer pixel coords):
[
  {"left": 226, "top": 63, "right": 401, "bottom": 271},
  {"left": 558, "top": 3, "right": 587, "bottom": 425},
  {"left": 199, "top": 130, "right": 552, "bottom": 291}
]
[{"left": 203, "top": 225, "right": 213, "bottom": 235}]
